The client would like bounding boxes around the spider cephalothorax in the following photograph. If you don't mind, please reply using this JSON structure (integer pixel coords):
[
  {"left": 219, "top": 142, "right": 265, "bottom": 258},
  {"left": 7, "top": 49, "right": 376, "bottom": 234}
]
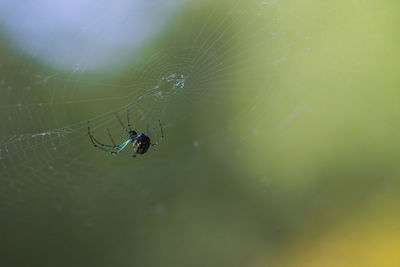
[
  {"left": 88, "top": 109, "right": 163, "bottom": 158},
  {"left": 129, "top": 130, "right": 137, "bottom": 138}
]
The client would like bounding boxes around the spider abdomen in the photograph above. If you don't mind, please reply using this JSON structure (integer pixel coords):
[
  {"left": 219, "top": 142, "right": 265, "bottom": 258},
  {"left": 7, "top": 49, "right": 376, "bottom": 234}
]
[{"left": 134, "top": 134, "right": 151, "bottom": 154}]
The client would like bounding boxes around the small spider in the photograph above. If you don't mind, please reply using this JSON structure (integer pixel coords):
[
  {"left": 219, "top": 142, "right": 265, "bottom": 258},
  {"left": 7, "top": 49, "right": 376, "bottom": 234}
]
[{"left": 87, "top": 109, "right": 163, "bottom": 158}]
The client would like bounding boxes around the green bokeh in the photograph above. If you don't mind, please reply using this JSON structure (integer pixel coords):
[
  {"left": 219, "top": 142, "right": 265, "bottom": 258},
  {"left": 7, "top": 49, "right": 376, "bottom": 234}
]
[{"left": 1, "top": 0, "right": 400, "bottom": 266}]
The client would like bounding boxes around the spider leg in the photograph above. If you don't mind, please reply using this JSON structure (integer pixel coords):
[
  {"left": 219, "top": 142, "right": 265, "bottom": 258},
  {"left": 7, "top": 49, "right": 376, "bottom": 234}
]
[
  {"left": 107, "top": 128, "right": 117, "bottom": 147},
  {"left": 115, "top": 112, "right": 129, "bottom": 133},
  {"left": 98, "top": 140, "right": 131, "bottom": 156},
  {"left": 88, "top": 120, "right": 135, "bottom": 156},
  {"left": 150, "top": 120, "right": 164, "bottom": 147},
  {"left": 88, "top": 121, "right": 118, "bottom": 149},
  {"left": 127, "top": 108, "right": 132, "bottom": 131},
  {"left": 146, "top": 120, "right": 163, "bottom": 135},
  {"left": 95, "top": 146, "right": 119, "bottom": 155},
  {"left": 116, "top": 140, "right": 131, "bottom": 153},
  {"left": 94, "top": 137, "right": 131, "bottom": 155}
]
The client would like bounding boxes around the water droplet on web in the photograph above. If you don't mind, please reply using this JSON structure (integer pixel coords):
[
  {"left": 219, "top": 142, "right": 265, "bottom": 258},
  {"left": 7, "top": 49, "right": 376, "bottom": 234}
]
[{"left": 153, "top": 73, "right": 189, "bottom": 100}]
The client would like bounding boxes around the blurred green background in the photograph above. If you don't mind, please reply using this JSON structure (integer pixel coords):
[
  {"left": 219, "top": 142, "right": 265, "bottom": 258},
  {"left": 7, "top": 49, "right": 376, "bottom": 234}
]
[{"left": 1, "top": 0, "right": 400, "bottom": 266}]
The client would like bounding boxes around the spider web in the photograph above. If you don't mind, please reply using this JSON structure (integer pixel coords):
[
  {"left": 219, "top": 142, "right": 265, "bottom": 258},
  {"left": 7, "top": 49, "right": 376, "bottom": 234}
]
[
  {"left": 0, "top": 0, "right": 269, "bottom": 181},
  {"left": 0, "top": 0, "right": 386, "bottom": 265},
  {"left": 0, "top": 0, "right": 359, "bottom": 216}
]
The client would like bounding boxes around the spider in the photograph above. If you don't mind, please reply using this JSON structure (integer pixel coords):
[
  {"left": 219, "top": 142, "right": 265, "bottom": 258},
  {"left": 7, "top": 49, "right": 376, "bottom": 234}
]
[{"left": 87, "top": 109, "right": 163, "bottom": 158}]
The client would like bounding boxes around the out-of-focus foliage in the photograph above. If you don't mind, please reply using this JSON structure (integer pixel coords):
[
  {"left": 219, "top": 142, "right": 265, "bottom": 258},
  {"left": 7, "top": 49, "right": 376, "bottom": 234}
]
[{"left": 1, "top": 0, "right": 400, "bottom": 266}]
